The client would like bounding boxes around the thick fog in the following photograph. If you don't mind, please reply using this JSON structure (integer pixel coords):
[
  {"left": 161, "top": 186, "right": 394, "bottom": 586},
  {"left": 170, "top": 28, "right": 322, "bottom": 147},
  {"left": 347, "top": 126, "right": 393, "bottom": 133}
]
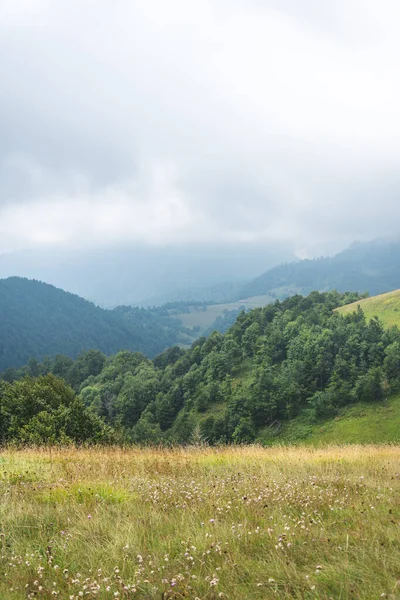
[{"left": 1, "top": 0, "right": 400, "bottom": 260}]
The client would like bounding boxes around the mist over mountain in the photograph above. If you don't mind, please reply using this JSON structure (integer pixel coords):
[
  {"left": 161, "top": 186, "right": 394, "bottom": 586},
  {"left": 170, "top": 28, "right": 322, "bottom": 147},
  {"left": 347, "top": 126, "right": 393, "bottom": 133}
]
[
  {"left": 0, "top": 242, "right": 295, "bottom": 306},
  {"left": 2, "top": 1, "right": 400, "bottom": 309},
  {"left": 240, "top": 236, "right": 400, "bottom": 299},
  {"left": 3, "top": 3, "right": 400, "bottom": 596}
]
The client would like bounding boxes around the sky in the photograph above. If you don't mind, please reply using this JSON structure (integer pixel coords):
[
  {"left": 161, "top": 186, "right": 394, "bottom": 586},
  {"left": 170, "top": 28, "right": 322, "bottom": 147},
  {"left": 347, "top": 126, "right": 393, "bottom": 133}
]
[{"left": 1, "top": 0, "right": 400, "bottom": 259}]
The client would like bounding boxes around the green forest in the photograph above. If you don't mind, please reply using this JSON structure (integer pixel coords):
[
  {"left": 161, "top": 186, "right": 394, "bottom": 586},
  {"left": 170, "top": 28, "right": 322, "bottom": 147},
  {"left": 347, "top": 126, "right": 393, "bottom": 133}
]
[
  {"left": 3, "top": 290, "right": 400, "bottom": 445},
  {"left": 0, "top": 277, "right": 193, "bottom": 371}
]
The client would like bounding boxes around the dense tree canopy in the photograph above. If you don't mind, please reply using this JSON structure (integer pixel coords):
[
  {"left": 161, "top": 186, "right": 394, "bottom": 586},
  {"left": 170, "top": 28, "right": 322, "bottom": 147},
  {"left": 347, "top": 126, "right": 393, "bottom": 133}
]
[
  {"left": 0, "top": 374, "right": 111, "bottom": 445},
  {"left": 3, "top": 290, "right": 400, "bottom": 446},
  {"left": 0, "top": 277, "right": 192, "bottom": 371}
]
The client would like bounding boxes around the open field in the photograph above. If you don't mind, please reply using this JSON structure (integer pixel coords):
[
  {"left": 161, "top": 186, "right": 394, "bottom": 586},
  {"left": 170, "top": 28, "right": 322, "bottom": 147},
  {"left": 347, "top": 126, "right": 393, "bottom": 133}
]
[
  {"left": 174, "top": 296, "right": 274, "bottom": 332},
  {"left": 1, "top": 446, "right": 400, "bottom": 599},
  {"left": 336, "top": 289, "right": 400, "bottom": 328}
]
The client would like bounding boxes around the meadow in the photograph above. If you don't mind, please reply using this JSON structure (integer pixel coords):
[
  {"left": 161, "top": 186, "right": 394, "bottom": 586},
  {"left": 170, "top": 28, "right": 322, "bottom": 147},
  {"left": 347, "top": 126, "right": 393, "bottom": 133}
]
[
  {"left": 259, "top": 394, "right": 400, "bottom": 446},
  {"left": 336, "top": 289, "right": 400, "bottom": 329},
  {"left": 1, "top": 446, "right": 400, "bottom": 599},
  {"left": 173, "top": 295, "right": 275, "bottom": 332}
]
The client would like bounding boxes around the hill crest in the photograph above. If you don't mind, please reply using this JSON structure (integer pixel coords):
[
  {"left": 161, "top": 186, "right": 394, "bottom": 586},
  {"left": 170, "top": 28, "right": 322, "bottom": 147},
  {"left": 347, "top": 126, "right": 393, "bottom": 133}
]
[
  {"left": 336, "top": 288, "right": 400, "bottom": 328},
  {"left": 0, "top": 276, "right": 189, "bottom": 371}
]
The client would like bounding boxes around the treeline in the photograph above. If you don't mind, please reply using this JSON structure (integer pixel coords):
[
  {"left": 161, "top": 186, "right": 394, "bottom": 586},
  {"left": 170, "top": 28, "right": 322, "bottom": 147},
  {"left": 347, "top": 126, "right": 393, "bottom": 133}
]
[{"left": 2, "top": 290, "right": 400, "bottom": 445}]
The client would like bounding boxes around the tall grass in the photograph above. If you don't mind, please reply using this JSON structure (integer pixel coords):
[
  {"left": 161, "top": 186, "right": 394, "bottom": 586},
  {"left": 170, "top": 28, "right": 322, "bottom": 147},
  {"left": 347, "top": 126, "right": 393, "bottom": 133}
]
[{"left": 1, "top": 445, "right": 399, "bottom": 599}]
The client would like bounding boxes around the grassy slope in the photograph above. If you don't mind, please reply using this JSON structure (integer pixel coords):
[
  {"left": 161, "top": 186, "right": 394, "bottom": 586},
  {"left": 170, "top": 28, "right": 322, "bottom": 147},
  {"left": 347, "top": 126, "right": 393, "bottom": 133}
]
[
  {"left": 1, "top": 446, "right": 399, "bottom": 599},
  {"left": 193, "top": 288, "right": 400, "bottom": 446},
  {"left": 258, "top": 394, "right": 400, "bottom": 446},
  {"left": 254, "top": 291, "right": 400, "bottom": 445},
  {"left": 336, "top": 288, "right": 400, "bottom": 328}
]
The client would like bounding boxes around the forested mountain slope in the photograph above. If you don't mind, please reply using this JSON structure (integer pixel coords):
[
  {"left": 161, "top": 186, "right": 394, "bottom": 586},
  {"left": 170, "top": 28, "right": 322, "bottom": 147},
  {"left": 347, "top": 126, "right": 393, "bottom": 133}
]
[
  {"left": 0, "top": 277, "right": 190, "bottom": 371},
  {"left": 4, "top": 289, "right": 400, "bottom": 445},
  {"left": 241, "top": 238, "right": 400, "bottom": 299}
]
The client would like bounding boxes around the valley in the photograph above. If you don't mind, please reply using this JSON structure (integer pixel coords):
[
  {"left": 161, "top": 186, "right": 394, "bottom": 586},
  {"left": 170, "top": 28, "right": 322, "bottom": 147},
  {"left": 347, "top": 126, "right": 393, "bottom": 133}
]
[
  {"left": 3, "top": 289, "right": 400, "bottom": 448},
  {"left": 170, "top": 295, "right": 275, "bottom": 340},
  {"left": 2, "top": 3, "right": 400, "bottom": 596}
]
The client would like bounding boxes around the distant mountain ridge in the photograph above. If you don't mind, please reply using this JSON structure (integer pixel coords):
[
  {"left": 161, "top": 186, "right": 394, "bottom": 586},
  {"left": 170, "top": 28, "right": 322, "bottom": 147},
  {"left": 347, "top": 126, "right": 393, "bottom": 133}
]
[
  {"left": 0, "top": 277, "right": 189, "bottom": 371},
  {"left": 3, "top": 236, "right": 400, "bottom": 373},
  {"left": 0, "top": 242, "right": 294, "bottom": 307},
  {"left": 2, "top": 237, "right": 400, "bottom": 309},
  {"left": 240, "top": 237, "right": 400, "bottom": 300}
]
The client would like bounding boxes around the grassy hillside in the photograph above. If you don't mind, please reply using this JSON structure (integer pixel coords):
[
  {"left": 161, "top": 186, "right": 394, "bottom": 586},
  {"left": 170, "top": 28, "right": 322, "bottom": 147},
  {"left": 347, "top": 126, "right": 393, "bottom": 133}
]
[
  {"left": 1, "top": 446, "right": 399, "bottom": 599},
  {"left": 336, "top": 288, "right": 400, "bottom": 328},
  {"left": 259, "top": 394, "right": 400, "bottom": 445}
]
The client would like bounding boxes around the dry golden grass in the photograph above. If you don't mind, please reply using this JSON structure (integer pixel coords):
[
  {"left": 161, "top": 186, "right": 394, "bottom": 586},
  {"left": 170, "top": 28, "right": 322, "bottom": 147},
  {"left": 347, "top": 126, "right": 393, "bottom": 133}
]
[{"left": 1, "top": 445, "right": 400, "bottom": 599}]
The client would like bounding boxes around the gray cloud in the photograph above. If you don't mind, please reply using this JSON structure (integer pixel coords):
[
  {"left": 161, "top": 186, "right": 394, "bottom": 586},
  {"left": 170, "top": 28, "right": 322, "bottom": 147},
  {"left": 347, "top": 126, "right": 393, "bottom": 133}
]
[{"left": 1, "top": 0, "right": 400, "bottom": 256}]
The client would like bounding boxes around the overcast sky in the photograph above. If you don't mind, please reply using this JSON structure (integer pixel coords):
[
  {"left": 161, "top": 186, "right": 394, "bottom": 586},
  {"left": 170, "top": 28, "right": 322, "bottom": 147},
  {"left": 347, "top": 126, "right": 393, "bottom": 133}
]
[{"left": 1, "top": 0, "right": 400, "bottom": 258}]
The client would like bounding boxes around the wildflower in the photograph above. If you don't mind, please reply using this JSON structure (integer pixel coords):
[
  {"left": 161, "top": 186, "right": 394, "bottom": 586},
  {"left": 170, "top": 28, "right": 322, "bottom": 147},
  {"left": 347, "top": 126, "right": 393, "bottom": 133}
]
[{"left": 87, "top": 515, "right": 92, "bottom": 519}]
